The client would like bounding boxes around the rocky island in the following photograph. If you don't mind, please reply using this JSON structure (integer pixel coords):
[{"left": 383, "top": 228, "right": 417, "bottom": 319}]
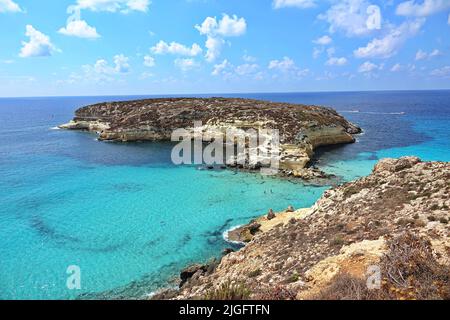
[
  {"left": 170, "top": 157, "right": 449, "bottom": 300},
  {"left": 60, "top": 97, "right": 361, "bottom": 179}
]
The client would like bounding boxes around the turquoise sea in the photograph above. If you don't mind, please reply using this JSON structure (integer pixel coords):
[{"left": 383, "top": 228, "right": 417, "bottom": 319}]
[{"left": 0, "top": 91, "right": 449, "bottom": 299}]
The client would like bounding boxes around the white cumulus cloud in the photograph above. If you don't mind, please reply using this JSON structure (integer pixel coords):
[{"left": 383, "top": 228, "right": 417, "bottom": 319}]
[
  {"left": 389, "top": 63, "right": 416, "bottom": 73},
  {"left": 195, "top": 14, "right": 246, "bottom": 37},
  {"left": 20, "top": 25, "right": 59, "bottom": 58},
  {"left": 114, "top": 54, "right": 130, "bottom": 73},
  {"left": 59, "top": 6, "right": 100, "bottom": 39},
  {"left": 86, "top": 55, "right": 129, "bottom": 75},
  {"left": 272, "top": 0, "right": 316, "bottom": 9},
  {"left": 80, "top": 54, "right": 130, "bottom": 82},
  {"left": 92, "top": 59, "right": 112, "bottom": 74},
  {"left": 416, "top": 48, "right": 442, "bottom": 60},
  {"left": 354, "top": 19, "right": 424, "bottom": 59},
  {"left": 268, "top": 56, "right": 296, "bottom": 72},
  {"left": 143, "top": 55, "right": 155, "bottom": 67},
  {"left": 396, "top": 0, "right": 450, "bottom": 17},
  {"left": 313, "top": 47, "right": 325, "bottom": 59},
  {"left": 326, "top": 57, "right": 348, "bottom": 66},
  {"left": 61, "top": 61, "right": 133, "bottom": 84},
  {"left": 313, "top": 35, "right": 333, "bottom": 45},
  {"left": 211, "top": 60, "right": 262, "bottom": 79},
  {"left": 268, "top": 56, "right": 309, "bottom": 78},
  {"left": 151, "top": 40, "right": 202, "bottom": 56},
  {"left": 391, "top": 63, "right": 402, "bottom": 72},
  {"left": 174, "top": 58, "right": 199, "bottom": 72},
  {"left": 242, "top": 54, "right": 256, "bottom": 62},
  {"left": 358, "top": 61, "right": 382, "bottom": 73},
  {"left": 0, "top": 0, "right": 22, "bottom": 12},
  {"left": 60, "top": 1, "right": 149, "bottom": 38},
  {"left": 235, "top": 63, "right": 259, "bottom": 76},
  {"left": 211, "top": 59, "right": 231, "bottom": 76},
  {"left": 319, "top": 0, "right": 382, "bottom": 37},
  {"left": 415, "top": 49, "right": 428, "bottom": 60},
  {"left": 430, "top": 65, "right": 450, "bottom": 77},
  {"left": 59, "top": 19, "right": 100, "bottom": 39},
  {"left": 73, "top": 0, "right": 150, "bottom": 13},
  {"left": 216, "top": 14, "right": 246, "bottom": 37},
  {"left": 196, "top": 14, "right": 247, "bottom": 62},
  {"left": 204, "top": 37, "right": 224, "bottom": 62}
]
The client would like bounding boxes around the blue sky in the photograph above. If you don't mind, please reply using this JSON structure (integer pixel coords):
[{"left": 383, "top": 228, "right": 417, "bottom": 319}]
[{"left": 0, "top": 0, "right": 449, "bottom": 97}]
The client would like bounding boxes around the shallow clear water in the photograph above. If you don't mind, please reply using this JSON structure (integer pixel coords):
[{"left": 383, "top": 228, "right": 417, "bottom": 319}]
[{"left": 0, "top": 91, "right": 449, "bottom": 299}]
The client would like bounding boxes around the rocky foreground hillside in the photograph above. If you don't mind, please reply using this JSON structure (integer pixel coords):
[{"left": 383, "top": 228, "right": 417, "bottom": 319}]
[
  {"left": 168, "top": 157, "right": 450, "bottom": 300},
  {"left": 60, "top": 98, "right": 360, "bottom": 178}
]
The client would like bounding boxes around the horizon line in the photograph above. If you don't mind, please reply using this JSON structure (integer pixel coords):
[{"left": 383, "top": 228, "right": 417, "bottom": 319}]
[{"left": 0, "top": 88, "right": 450, "bottom": 99}]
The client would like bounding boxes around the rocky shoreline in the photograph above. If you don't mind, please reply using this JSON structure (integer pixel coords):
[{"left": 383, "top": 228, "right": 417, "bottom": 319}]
[
  {"left": 161, "top": 157, "right": 449, "bottom": 300},
  {"left": 60, "top": 99, "right": 449, "bottom": 300},
  {"left": 60, "top": 97, "right": 361, "bottom": 179}
]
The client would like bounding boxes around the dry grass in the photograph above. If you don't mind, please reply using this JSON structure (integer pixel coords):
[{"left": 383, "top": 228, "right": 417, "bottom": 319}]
[
  {"left": 312, "top": 273, "right": 381, "bottom": 300},
  {"left": 204, "top": 281, "right": 251, "bottom": 300},
  {"left": 312, "top": 232, "right": 450, "bottom": 300},
  {"left": 379, "top": 232, "right": 450, "bottom": 300},
  {"left": 254, "top": 285, "right": 298, "bottom": 300}
]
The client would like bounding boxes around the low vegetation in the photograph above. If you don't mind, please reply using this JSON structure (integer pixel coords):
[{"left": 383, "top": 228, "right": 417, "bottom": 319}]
[
  {"left": 204, "top": 281, "right": 251, "bottom": 300},
  {"left": 313, "top": 232, "right": 450, "bottom": 300}
]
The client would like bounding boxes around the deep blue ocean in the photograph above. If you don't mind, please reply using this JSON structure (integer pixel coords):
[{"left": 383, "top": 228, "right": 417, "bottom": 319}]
[{"left": 0, "top": 91, "right": 449, "bottom": 299}]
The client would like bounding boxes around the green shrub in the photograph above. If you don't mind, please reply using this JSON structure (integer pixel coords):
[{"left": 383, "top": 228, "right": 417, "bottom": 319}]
[
  {"left": 331, "top": 235, "right": 345, "bottom": 246},
  {"left": 429, "top": 204, "right": 439, "bottom": 210},
  {"left": 248, "top": 269, "right": 262, "bottom": 278},
  {"left": 289, "top": 272, "right": 300, "bottom": 283},
  {"left": 204, "top": 281, "right": 251, "bottom": 300}
]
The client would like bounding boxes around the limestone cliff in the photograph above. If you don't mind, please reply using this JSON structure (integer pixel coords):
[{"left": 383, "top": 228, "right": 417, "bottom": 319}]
[
  {"left": 173, "top": 157, "right": 450, "bottom": 300},
  {"left": 60, "top": 97, "right": 361, "bottom": 177}
]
